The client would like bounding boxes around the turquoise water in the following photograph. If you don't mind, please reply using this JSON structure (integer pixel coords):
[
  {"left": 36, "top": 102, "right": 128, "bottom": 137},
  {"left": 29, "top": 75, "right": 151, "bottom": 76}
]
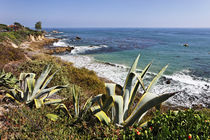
[
  {"left": 46, "top": 28, "right": 210, "bottom": 107},
  {"left": 47, "top": 28, "right": 210, "bottom": 78}
]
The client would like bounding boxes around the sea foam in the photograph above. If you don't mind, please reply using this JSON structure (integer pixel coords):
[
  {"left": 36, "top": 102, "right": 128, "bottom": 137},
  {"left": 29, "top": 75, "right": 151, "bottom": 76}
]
[{"left": 57, "top": 54, "right": 210, "bottom": 108}]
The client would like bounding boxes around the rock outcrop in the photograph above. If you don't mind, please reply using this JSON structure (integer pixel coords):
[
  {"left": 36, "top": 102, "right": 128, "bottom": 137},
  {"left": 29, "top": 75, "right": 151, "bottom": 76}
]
[
  {"left": 51, "top": 30, "right": 59, "bottom": 34},
  {"left": 28, "top": 35, "right": 45, "bottom": 42},
  {"left": 75, "top": 36, "right": 81, "bottom": 40},
  {"left": 45, "top": 46, "right": 74, "bottom": 54}
]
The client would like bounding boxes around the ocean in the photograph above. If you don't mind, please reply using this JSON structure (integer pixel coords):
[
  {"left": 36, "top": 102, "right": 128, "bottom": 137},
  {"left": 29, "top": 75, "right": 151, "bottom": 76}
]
[{"left": 45, "top": 28, "right": 210, "bottom": 108}]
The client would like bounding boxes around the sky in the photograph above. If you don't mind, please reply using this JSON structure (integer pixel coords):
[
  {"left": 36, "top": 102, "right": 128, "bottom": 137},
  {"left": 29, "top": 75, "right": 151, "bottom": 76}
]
[{"left": 0, "top": 0, "right": 210, "bottom": 28}]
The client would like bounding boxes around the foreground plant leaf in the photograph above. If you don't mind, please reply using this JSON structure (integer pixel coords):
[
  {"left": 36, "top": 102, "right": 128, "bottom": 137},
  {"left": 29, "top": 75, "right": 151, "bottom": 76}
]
[
  {"left": 46, "top": 113, "right": 59, "bottom": 121},
  {"left": 91, "top": 54, "right": 177, "bottom": 127},
  {"left": 6, "top": 65, "right": 67, "bottom": 108},
  {"left": 91, "top": 105, "right": 111, "bottom": 125},
  {"left": 124, "top": 92, "right": 177, "bottom": 126}
]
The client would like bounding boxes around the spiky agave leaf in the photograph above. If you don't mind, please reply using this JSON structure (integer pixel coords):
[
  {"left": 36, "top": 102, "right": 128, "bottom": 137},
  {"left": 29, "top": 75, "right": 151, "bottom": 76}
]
[
  {"left": 80, "top": 96, "right": 93, "bottom": 117},
  {"left": 91, "top": 105, "right": 111, "bottom": 125},
  {"left": 7, "top": 88, "right": 23, "bottom": 103},
  {"left": 105, "top": 83, "right": 123, "bottom": 120},
  {"left": 30, "top": 65, "right": 52, "bottom": 100},
  {"left": 131, "top": 64, "right": 168, "bottom": 116},
  {"left": 123, "top": 92, "right": 177, "bottom": 127},
  {"left": 72, "top": 85, "right": 80, "bottom": 118},
  {"left": 111, "top": 95, "right": 124, "bottom": 124},
  {"left": 121, "top": 54, "right": 141, "bottom": 120},
  {"left": 44, "top": 98, "right": 66, "bottom": 105},
  {"left": 34, "top": 98, "right": 44, "bottom": 108},
  {"left": 128, "top": 61, "right": 153, "bottom": 110},
  {"left": 122, "top": 54, "right": 140, "bottom": 96},
  {"left": 25, "top": 77, "right": 35, "bottom": 102},
  {"left": 40, "top": 70, "right": 59, "bottom": 90},
  {"left": 19, "top": 73, "right": 36, "bottom": 91},
  {"left": 5, "top": 93, "right": 21, "bottom": 104},
  {"left": 146, "top": 65, "right": 168, "bottom": 93},
  {"left": 56, "top": 103, "right": 72, "bottom": 118},
  {"left": 35, "top": 85, "right": 68, "bottom": 100}
]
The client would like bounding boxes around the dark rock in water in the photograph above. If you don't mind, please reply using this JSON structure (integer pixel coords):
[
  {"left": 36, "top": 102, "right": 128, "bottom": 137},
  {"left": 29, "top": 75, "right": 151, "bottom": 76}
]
[
  {"left": 183, "top": 44, "right": 189, "bottom": 47},
  {"left": 166, "top": 79, "right": 171, "bottom": 84},
  {"left": 75, "top": 36, "right": 81, "bottom": 40},
  {"left": 104, "top": 62, "right": 115, "bottom": 67},
  {"left": 89, "top": 45, "right": 93, "bottom": 47},
  {"left": 163, "top": 77, "right": 172, "bottom": 84}
]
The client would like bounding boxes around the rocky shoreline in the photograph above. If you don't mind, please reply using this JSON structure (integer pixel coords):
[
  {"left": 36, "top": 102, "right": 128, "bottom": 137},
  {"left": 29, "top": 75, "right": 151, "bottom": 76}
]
[{"left": 19, "top": 35, "right": 74, "bottom": 55}]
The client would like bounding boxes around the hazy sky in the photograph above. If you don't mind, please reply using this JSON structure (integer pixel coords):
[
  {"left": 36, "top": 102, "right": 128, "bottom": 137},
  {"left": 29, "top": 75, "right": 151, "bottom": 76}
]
[{"left": 0, "top": 0, "right": 210, "bottom": 28}]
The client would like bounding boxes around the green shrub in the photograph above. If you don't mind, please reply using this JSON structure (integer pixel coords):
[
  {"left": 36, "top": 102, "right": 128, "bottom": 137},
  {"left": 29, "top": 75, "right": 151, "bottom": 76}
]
[
  {"left": 0, "top": 70, "right": 18, "bottom": 89},
  {"left": 0, "top": 24, "right": 11, "bottom": 31},
  {"left": 121, "top": 109, "right": 210, "bottom": 139}
]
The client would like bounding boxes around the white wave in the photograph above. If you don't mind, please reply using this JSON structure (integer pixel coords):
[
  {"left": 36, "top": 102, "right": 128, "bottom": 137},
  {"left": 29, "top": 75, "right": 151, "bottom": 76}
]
[
  {"left": 57, "top": 54, "right": 127, "bottom": 85},
  {"left": 57, "top": 54, "right": 210, "bottom": 108},
  {"left": 53, "top": 39, "right": 68, "bottom": 47},
  {"left": 166, "top": 70, "right": 210, "bottom": 87},
  {"left": 71, "top": 45, "right": 108, "bottom": 54}
]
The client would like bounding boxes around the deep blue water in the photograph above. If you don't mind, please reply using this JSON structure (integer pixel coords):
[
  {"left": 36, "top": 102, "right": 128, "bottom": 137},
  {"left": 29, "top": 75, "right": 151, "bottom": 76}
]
[
  {"left": 45, "top": 28, "right": 210, "bottom": 107},
  {"left": 46, "top": 28, "right": 210, "bottom": 78}
]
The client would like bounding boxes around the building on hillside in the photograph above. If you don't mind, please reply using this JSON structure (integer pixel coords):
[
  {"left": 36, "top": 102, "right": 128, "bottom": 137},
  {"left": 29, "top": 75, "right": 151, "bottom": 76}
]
[{"left": 8, "top": 24, "right": 20, "bottom": 31}]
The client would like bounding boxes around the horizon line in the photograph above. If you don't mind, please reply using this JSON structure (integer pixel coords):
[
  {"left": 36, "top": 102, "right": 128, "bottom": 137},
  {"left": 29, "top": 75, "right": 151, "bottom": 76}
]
[{"left": 38, "top": 27, "right": 210, "bottom": 29}]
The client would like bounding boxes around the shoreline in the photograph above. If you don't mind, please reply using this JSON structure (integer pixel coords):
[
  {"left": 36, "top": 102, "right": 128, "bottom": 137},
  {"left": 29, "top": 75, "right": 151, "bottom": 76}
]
[{"left": 55, "top": 52, "right": 210, "bottom": 108}]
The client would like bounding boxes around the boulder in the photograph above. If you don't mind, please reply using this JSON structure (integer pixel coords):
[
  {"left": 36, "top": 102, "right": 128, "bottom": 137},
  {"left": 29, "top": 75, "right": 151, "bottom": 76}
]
[
  {"left": 51, "top": 30, "right": 59, "bottom": 34},
  {"left": 75, "top": 36, "right": 81, "bottom": 40},
  {"left": 183, "top": 44, "right": 189, "bottom": 47},
  {"left": 46, "top": 46, "right": 74, "bottom": 54}
]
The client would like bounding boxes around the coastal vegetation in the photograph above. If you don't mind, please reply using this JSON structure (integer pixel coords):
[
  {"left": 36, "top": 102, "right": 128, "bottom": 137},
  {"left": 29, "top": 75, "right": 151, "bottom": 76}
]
[
  {"left": 0, "top": 23, "right": 42, "bottom": 44},
  {"left": 0, "top": 23, "right": 209, "bottom": 139},
  {"left": 35, "top": 21, "right": 42, "bottom": 31}
]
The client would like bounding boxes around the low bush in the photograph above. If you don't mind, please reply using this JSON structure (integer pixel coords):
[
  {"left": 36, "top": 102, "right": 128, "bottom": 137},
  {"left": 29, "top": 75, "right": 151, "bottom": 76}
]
[
  {"left": 0, "top": 24, "right": 11, "bottom": 31},
  {"left": 121, "top": 109, "right": 209, "bottom": 139}
]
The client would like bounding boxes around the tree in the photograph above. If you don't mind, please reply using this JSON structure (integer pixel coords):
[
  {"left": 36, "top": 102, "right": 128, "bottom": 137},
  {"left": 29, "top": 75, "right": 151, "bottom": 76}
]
[
  {"left": 14, "top": 22, "right": 23, "bottom": 28},
  {"left": 35, "top": 21, "right": 42, "bottom": 31}
]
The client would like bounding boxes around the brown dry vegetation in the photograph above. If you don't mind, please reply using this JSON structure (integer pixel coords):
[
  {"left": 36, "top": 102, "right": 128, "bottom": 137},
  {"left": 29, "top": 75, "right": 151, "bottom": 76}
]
[{"left": 0, "top": 44, "right": 26, "bottom": 70}]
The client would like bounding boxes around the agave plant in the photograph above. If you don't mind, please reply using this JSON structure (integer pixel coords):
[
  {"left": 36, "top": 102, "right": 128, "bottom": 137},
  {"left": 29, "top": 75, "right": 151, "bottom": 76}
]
[
  {"left": 5, "top": 65, "right": 67, "bottom": 108},
  {"left": 0, "top": 70, "right": 18, "bottom": 89},
  {"left": 47, "top": 85, "right": 93, "bottom": 121},
  {"left": 90, "top": 54, "right": 177, "bottom": 127}
]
